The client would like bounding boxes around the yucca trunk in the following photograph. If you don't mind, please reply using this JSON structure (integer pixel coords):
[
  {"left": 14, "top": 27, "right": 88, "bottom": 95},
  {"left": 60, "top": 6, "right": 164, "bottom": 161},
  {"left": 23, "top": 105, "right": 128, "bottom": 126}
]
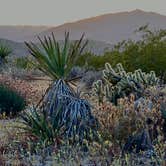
[
  {"left": 43, "top": 79, "right": 98, "bottom": 143},
  {"left": 62, "top": 97, "right": 98, "bottom": 143},
  {"left": 44, "top": 79, "right": 75, "bottom": 115}
]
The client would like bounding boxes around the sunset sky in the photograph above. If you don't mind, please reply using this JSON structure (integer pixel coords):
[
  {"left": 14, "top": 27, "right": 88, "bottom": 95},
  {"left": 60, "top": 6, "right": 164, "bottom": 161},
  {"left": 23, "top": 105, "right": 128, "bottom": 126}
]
[{"left": 0, "top": 0, "right": 165, "bottom": 25}]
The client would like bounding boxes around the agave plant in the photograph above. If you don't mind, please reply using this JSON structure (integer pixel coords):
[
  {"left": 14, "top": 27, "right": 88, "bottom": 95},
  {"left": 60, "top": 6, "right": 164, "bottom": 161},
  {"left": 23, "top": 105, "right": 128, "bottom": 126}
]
[{"left": 0, "top": 43, "right": 12, "bottom": 64}]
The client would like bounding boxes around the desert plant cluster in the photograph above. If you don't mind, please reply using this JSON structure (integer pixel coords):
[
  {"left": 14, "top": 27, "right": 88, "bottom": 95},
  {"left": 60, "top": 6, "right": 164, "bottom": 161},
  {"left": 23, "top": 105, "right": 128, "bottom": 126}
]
[
  {"left": 76, "top": 26, "right": 166, "bottom": 82},
  {"left": 0, "top": 28, "right": 165, "bottom": 166}
]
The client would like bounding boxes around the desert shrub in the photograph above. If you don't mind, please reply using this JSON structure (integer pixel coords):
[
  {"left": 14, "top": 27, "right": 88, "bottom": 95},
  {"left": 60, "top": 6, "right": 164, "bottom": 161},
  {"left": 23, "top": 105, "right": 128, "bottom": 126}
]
[
  {"left": 76, "top": 27, "right": 166, "bottom": 81},
  {"left": 5, "top": 64, "right": 44, "bottom": 79},
  {"left": 67, "top": 66, "right": 86, "bottom": 80},
  {"left": 91, "top": 84, "right": 166, "bottom": 157},
  {"left": 81, "top": 70, "right": 102, "bottom": 89},
  {"left": 20, "top": 107, "right": 62, "bottom": 145},
  {"left": 76, "top": 52, "right": 115, "bottom": 70},
  {"left": 93, "top": 95, "right": 163, "bottom": 148},
  {"left": 14, "top": 57, "right": 35, "bottom": 70},
  {"left": 152, "top": 87, "right": 166, "bottom": 140},
  {"left": 0, "top": 74, "right": 39, "bottom": 104},
  {"left": 0, "top": 43, "right": 12, "bottom": 64},
  {"left": 0, "top": 85, "right": 26, "bottom": 116}
]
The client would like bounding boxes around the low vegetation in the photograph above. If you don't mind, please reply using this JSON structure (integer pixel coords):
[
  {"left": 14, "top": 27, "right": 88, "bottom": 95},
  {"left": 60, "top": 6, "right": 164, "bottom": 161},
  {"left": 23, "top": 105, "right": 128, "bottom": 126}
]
[
  {"left": 0, "top": 43, "right": 12, "bottom": 64},
  {"left": 14, "top": 57, "right": 35, "bottom": 70},
  {"left": 0, "top": 29, "right": 165, "bottom": 165},
  {"left": 0, "top": 85, "right": 26, "bottom": 116}
]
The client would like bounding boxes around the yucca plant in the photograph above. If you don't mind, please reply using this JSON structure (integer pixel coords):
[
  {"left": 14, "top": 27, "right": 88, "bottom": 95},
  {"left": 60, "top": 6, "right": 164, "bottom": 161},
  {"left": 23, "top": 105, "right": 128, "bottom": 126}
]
[
  {"left": 0, "top": 43, "right": 12, "bottom": 64},
  {"left": 25, "top": 32, "right": 88, "bottom": 114},
  {"left": 25, "top": 33, "right": 98, "bottom": 143},
  {"left": 25, "top": 32, "right": 87, "bottom": 81}
]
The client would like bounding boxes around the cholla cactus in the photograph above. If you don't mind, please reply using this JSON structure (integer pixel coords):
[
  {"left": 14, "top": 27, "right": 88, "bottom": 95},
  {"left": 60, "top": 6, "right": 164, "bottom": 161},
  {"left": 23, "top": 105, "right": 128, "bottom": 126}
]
[
  {"left": 93, "top": 63, "right": 159, "bottom": 104},
  {"left": 93, "top": 80, "right": 105, "bottom": 105},
  {"left": 133, "top": 69, "right": 159, "bottom": 87}
]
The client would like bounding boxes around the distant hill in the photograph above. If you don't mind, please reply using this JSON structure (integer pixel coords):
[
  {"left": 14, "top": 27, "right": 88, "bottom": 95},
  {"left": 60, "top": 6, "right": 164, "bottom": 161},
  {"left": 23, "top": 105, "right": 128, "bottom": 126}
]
[
  {"left": 0, "top": 9, "right": 166, "bottom": 56},
  {"left": 37, "top": 9, "right": 166, "bottom": 44},
  {"left": 0, "top": 26, "right": 49, "bottom": 42}
]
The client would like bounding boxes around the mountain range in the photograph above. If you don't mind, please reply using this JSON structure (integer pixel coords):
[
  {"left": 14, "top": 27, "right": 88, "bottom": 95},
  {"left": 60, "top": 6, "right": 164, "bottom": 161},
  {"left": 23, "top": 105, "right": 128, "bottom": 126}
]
[{"left": 0, "top": 9, "right": 166, "bottom": 56}]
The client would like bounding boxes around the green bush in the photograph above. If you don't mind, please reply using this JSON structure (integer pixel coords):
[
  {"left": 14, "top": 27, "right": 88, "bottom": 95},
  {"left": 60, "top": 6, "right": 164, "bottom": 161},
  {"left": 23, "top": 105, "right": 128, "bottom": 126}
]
[
  {"left": 14, "top": 57, "right": 35, "bottom": 70},
  {"left": 0, "top": 43, "right": 12, "bottom": 63},
  {"left": 76, "top": 26, "right": 166, "bottom": 81},
  {"left": 20, "top": 107, "right": 62, "bottom": 144},
  {"left": 0, "top": 85, "right": 26, "bottom": 116}
]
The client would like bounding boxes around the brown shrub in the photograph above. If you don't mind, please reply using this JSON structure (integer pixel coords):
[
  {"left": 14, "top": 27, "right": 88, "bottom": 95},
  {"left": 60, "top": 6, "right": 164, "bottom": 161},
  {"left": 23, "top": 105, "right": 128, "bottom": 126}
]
[{"left": 93, "top": 95, "right": 163, "bottom": 146}]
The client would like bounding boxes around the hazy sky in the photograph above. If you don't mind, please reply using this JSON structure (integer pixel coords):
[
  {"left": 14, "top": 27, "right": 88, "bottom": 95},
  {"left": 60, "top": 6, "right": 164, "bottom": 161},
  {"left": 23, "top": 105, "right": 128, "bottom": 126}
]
[{"left": 0, "top": 0, "right": 165, "bottom": 26}]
